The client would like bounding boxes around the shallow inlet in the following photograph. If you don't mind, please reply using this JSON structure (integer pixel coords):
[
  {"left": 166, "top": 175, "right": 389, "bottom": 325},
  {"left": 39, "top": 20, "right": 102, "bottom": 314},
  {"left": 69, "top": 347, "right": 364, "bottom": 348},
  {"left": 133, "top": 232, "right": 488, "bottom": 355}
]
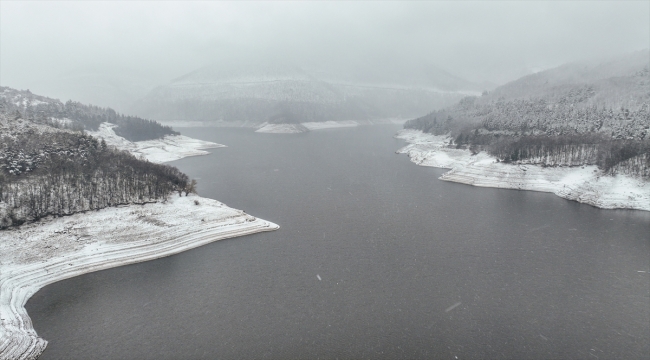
[{"left": 28, "top": 125, "right": 650, "bottom": 359}]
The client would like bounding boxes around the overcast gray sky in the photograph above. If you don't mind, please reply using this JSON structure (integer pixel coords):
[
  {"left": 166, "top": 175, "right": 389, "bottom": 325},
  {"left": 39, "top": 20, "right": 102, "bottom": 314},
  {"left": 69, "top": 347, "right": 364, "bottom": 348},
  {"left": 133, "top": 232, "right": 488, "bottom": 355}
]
[{"left": 1, "top": 1, "right": 648, "bottom": 92}]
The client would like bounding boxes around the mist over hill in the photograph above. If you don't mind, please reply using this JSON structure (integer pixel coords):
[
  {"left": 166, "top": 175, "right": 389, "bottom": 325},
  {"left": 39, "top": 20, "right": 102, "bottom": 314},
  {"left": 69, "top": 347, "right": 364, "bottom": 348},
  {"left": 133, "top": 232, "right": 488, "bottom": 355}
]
[
  {"left": 484, "top": 50, "right": 649, "bottom": 110},
  {"left": 405, "top": 50, "right": 650, "bottom": 178},
  {"left": 31, "top": 69, "right": 158, "bottom": 114},
  {"left": 130, "top": 59, "right": 484, "bottom": 124},
  {"left": 0, "top": 86, "right": 177, "bottom": 142}
]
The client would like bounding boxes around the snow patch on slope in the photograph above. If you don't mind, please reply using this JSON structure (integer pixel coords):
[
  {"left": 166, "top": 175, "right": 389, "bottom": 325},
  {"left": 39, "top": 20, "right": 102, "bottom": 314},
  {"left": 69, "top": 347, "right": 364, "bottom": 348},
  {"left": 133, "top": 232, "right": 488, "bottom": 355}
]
[
  {"left": 0, "top": 195, "right": 279, "bottom": 360},
  {"left": 87, "top": 122, "right": 225, "bottom": 163},
  {"left": 396, "top": 129, "right": 650, "bottom": 211},
  {"left": 255, "top": 122, "right": 310, "bottom": 134}
]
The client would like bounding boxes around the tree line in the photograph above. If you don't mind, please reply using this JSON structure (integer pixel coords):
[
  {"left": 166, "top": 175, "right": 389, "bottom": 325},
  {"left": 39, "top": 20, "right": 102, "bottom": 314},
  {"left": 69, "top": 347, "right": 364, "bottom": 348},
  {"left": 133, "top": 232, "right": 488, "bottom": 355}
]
[
  {"left": 0, "top": 86, "right": 178, "bottom": 141},
  {"left": 405, "top": 96, "right": 649, "bottom": 178},
  {"left": 0, "top": 115, "right": 195, "bottom": 229}
]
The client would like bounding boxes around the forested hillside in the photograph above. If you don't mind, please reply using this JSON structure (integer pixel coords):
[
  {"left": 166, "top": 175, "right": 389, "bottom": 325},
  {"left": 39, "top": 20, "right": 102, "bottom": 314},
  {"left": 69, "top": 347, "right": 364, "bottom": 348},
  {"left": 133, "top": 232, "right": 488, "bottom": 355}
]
[
  {"left": 131, "top": 59, "right": 481, "bottom": 124},
  {"left": 0, "top": 87, "right": 178, "bottom": 141},
  {"left": 0, "top": 101, "right": 194, "bottom": 229},
  {"left": 405, "top": 51, "right": 650, "bottom": 178}
]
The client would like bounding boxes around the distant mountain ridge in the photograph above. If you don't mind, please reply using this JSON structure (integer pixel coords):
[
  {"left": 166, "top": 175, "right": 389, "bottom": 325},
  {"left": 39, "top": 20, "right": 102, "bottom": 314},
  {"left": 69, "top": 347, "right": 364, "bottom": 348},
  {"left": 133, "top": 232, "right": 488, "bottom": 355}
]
[
  {"left": 131, "top": 59, "right": 484, "bottom": 124},
  {"left": 0, "top": 96, "right": 192, "bottom": 228},
  {"left": 485, "top": 49, "right": 649, "bottom": 110},
  {"left": 0, "top": 86, "right": 177, "bottom": 142},
  {"left": 30, "top": 68, "right": 158, "bottom": 113},
  {"left": 404, "top": 50, "right": 650, "bottom": 178}
]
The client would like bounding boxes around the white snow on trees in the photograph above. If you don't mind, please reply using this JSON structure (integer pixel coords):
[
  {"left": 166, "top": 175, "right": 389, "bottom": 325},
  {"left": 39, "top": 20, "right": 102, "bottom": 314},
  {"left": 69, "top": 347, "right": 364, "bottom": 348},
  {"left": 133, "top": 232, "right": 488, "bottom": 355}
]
[
  {"left": 396, "top": 129, "right": 650, "bottom": 211},
  {"left": 0, "top": 195, "right": 278, "bottom": 360}
]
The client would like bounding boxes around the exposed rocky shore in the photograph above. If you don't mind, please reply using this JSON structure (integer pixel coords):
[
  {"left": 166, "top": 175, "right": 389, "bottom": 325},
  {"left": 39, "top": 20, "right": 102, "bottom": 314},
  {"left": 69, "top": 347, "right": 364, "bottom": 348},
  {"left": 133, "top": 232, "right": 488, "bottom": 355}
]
[
  {"left": 396, "top": 129, "right": 650, "bottom": 211},
  {"left": 0, "top": 126, "right": 276, "bottom": 360},
  {"left": 88, "top": 122, "right": 225, "bottom": 163},
  {"left": 0, "top": 195, "right": 279, "bottom": 360}
]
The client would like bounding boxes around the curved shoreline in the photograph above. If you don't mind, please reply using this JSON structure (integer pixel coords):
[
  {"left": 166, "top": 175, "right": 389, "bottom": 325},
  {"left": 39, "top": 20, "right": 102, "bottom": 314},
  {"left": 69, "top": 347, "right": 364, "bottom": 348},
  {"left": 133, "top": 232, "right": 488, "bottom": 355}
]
[
  {"left": 0, "top": 195, "right": 279, "bottom": 360},
  {"left": 396, "top": 129, "right": 650, "bottom": 212},
  {"left": 87, "top": 122, "right": 226, "bottom": 163}
]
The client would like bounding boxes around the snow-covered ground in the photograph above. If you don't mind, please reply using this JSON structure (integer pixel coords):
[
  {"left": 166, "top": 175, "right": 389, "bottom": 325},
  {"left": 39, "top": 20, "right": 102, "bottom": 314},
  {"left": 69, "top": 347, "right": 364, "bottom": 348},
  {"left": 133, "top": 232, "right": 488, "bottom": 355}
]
[
  {"left": 0, "top": 195, "right": 279, "bottom": 360},
  {"left": 0, "top": 121, "right": 276, "bottom": 360},
  {"left": 396, "top": 129, "right": 650, "bottom": 211},
  {"left": 87, "top": 122, "right": 225, "bottom": 163}
]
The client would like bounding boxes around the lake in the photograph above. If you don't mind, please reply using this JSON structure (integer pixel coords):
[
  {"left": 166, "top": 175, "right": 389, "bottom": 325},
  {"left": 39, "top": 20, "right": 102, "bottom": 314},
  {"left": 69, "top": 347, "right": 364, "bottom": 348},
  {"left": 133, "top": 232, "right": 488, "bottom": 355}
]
[{"left": 27, "top": 125, "right": 650, "bottom": 359}]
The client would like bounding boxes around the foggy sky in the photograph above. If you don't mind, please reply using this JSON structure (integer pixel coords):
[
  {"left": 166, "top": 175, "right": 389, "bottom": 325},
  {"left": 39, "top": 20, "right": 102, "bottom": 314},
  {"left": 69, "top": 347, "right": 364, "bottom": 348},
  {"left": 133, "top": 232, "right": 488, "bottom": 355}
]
[{"left": 2, "top": 1, "right": 648, "bottom": 95}]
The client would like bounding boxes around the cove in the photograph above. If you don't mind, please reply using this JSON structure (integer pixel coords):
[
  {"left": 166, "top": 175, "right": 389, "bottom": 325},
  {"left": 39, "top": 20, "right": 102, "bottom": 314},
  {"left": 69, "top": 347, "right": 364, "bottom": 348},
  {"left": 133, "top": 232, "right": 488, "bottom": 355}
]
[{"left": 27, "top": 125, "right": 650, "bottom": 359}]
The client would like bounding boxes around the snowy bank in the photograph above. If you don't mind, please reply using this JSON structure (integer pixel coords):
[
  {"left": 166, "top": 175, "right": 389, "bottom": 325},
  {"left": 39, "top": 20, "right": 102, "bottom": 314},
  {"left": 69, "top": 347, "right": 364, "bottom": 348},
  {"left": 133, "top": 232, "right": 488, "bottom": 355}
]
[
  {"left": 396, "top": 129, "right": 650, "bottom": 211},
  {"left": 88, "top": 122, "right": 225, "bottom": 163},
  {"left": 0, "top": 195, "right": 278, "bottom": 360}
]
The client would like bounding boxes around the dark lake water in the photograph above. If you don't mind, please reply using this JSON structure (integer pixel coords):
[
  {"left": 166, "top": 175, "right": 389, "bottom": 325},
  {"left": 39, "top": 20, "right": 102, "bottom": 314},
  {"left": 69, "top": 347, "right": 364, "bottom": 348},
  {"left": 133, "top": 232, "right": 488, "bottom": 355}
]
[{"left": 28, "top": 125, "right": 649, "bottom": 359}]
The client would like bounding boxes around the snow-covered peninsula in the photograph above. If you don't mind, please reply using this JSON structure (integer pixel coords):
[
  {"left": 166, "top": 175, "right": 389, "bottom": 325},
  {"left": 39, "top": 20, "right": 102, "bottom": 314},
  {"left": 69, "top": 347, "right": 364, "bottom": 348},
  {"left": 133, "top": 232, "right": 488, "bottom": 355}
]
[
  {"left": 396, "top": 129, "right": 650, "bottom": 211},
  {"left": 0, "top": 118, "right": 276, "bottom": 360},
  {"left": 0, "top": 195, "right": 279, "bottom": 360},
  {"left": 88, "top": 122, "right": 225, "bottom": 163}
]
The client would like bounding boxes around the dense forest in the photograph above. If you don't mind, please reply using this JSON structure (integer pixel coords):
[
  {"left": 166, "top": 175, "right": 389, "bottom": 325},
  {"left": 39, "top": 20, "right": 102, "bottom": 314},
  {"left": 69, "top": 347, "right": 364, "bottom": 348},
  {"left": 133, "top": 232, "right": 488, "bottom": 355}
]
[
  {"left": 405, "top": 53, "right": 650, "bottom": 178},
  {"left": 0, "top": 86, "right": 178, "bottom": 141},
  {"left": 0, "top": 107, "right": 194, "bottom": 229}
]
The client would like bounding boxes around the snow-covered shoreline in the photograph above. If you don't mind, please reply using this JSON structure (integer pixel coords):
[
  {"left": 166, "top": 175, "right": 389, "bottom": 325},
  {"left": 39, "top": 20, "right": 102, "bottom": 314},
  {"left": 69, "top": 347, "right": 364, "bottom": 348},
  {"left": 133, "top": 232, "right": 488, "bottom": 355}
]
[
  {"left": 396, "top": 129, "right": 650, "bottom": 211},
  {"left": 88, "top": 122, "right": 225, "bottom": 163},
  {"left": 0, "top": 195, "right": 279, "bottom": 360},
  {"left": 0, "top": 121, "right": 279, "bottom": 360}
]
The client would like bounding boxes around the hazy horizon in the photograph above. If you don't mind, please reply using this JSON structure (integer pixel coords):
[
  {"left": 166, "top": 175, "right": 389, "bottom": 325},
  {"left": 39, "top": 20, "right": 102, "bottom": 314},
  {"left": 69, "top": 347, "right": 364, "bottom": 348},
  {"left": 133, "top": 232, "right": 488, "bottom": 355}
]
[{"left": 1, "top": 1, "right": 648, "bottom": 108}]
